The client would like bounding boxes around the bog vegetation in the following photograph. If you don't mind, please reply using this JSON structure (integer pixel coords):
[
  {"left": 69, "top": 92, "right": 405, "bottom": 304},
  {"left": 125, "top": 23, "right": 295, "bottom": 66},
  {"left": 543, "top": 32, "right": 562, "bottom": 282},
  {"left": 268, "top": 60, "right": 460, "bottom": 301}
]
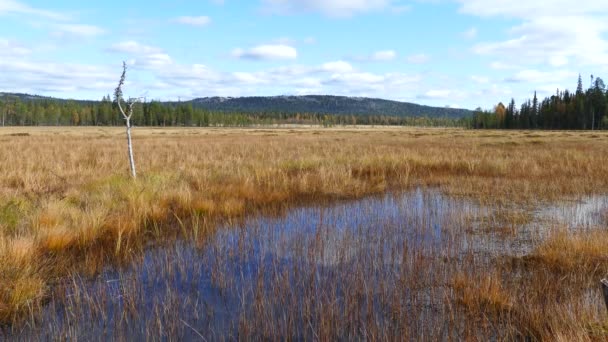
[{"left": 0, "top": 127, "right": 607, "bottom": 339}]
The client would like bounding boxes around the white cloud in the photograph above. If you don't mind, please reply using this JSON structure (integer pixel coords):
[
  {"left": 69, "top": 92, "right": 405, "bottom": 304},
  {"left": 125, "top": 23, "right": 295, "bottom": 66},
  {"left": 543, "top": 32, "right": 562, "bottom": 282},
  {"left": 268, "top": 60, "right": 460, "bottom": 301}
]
[
  {"left": 461, "top": 1, "right": 608, "bottom": 68},
  {"left": 107, "top": 41, "right": 172, "bottom": 69},
  {"left": 418, "top": 89, "right": 453, "bottom": 99},
  {"left": 0, "top": 38, "right": 31, "bottom": 56},
  {"left": 353, "top": 50, "right": 398, "bottom": 62},
  {"left": 0, "top": 59, "right": 115, "bottom": 95},
  {"left": 460, "top": 1, "right": 608, "bottom": 106},
  {"left": 0, "top": 47, "right": 437, "bottom": 105},
  {"left": 293, "top": 77, "right": 322, "bottom": 88},
  {"left": 489, "top": 61, "right": 517, "bottom": 70},
  {"left": 549, "top": 55, "right": 569, "bottom": 67},
  {"left": 417, "top": 89, "right": 468, "bottom": 101},
  {"left": 321, "top": 60, "right": 353, "bottom": 73},
  {"left": 149, "top": 56, "right": 424, "bottom": 101},
  {"left": 406, "top": 53, "right": 430, "bottom": 64},
  {"left": 232, "top": 72, "right": 269, "bottom": 85},
  {"left": 370, "top": 50, "right": 397, "bottom": 61},
  {"left": 52, "top": 24, "right": 106, "bottom": 38},
  {"left": 136, "top": 53, "right": 173, "bottom": 68},
  {"left": 475, "top": 84, "right": 513, "bottom": 99},
  {"left": 109, "top": 41, "right": 163, "bottom": 54},
  {"left": 504, "top": 69, "right": 577, "bottom": 84},
  {"left": 458, "top": 0, "right": 608, "bottom": 18},
  {"left": 0, "top": 0, "right": 68, "bottom": 20},
  {"left": 172, "top": 16, "right": 211, "bottom": 26},
  {"left": 474, "top": 16, "right": 608, "bottom": 66},
  {"left": 232, "top": 44, "right": 298, "bottom": 60},
  {"left": 470, "top": 75, "right": 489, "bottom": 84},
  {"left": 320, "top": 72, "right": 421, "bottom": 96},
  {"left": 262, "top": 0, "right": 395, "bottom": 17},
  {"left": 1, "top": 2, "right": 106, "bottom": 44}
]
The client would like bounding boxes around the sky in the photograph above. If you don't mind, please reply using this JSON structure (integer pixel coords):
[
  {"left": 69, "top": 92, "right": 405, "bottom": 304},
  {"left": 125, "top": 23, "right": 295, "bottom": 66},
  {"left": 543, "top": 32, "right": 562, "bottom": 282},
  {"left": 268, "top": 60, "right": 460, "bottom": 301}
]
[{"left": 2, "top": 0, "right": 608, "bottom": 109}]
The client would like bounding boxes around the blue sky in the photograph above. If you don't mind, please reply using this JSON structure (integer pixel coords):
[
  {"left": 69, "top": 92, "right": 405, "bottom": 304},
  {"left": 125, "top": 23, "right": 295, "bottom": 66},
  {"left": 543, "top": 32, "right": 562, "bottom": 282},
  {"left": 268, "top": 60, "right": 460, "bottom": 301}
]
[{"left": 2, "top": 0, "right": 608, "bottom": 109}]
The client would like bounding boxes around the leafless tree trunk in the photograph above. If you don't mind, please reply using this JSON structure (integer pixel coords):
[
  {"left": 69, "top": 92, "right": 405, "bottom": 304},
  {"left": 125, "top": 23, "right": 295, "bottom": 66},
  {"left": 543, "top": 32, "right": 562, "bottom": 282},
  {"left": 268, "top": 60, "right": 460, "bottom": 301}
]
[{"left": 114, "top": 61, "right": 141, "bottom": 179}]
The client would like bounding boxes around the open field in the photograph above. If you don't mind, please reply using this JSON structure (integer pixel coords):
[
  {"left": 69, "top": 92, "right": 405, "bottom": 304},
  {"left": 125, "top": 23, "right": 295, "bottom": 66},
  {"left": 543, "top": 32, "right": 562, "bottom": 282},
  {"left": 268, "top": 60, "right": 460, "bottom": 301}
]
[{"left": 1, "top": 126, "right": 608, "bottom": 340}]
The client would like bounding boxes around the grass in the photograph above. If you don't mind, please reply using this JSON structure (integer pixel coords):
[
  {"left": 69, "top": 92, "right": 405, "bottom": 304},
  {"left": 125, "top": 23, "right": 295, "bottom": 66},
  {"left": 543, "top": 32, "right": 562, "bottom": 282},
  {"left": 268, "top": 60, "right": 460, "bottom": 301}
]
[
  {"left": 529, "top": 229, "right": 608, "bottom": 274},
  {"left": 1, "top": 126, "right": 608, "bottom": 339}
]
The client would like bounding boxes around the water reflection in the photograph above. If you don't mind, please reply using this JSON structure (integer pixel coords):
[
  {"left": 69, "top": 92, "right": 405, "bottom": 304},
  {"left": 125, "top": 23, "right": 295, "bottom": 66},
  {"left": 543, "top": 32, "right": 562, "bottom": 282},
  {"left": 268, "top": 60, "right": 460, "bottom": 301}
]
[{"left": 9, "top": 189, "right": 608, "bottom": 340}]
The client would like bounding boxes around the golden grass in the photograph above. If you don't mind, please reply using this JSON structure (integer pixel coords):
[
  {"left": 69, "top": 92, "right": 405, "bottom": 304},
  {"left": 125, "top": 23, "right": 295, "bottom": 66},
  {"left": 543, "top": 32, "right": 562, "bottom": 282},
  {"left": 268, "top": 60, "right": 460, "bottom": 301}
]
[
  {"left": 529, "top": 229, "right": 608, "bottom": 274},
  {"left": 453, "top": 271, "right": 513, "bottom": 317},
  {"left": 1, "top": 126, "right": 608, "bottom": 337}
]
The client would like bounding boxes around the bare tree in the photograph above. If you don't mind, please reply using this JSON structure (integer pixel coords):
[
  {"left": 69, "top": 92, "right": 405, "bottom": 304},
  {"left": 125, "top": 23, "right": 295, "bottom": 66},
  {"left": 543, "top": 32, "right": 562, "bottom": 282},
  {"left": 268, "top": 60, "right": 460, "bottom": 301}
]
[{"left": 114, "top": 61, "right": 141, "bottom": 178}]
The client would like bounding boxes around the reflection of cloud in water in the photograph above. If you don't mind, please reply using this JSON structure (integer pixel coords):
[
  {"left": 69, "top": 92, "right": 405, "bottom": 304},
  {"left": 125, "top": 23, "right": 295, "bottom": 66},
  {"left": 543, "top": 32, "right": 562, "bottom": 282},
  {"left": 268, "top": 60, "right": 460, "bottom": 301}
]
[
  {"left": 465, "top": 194, "right": 608, "bottom": 258},
  {"left": 538, "top": 195, "right": 608, "bottom": 229},
  {"left": 213, "top": 188, "right": 480, "bottom": 266}
]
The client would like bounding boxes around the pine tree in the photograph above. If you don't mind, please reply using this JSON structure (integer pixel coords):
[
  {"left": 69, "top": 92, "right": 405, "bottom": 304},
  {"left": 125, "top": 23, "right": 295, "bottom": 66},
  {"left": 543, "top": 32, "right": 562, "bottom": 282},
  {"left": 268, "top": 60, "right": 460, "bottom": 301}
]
[
  {"left": 532, "top": 91, "right": 538, "bottom": 128},
  {"left": 505, "top": 99, "right": 516, "bottom": 129},
  {"left": 576, "top": 74, "right": 584, "bottom": 96}
]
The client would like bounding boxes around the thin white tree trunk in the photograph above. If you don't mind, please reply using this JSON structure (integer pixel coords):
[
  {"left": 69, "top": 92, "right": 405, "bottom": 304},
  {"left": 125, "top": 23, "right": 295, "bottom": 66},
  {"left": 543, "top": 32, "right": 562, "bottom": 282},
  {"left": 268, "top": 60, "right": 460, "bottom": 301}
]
[
  {"left": 114, "top": 61, "right": 141, "bottom": 179},
  {"left": 125, "top": 118, "right": 136, "bottom": 178}
]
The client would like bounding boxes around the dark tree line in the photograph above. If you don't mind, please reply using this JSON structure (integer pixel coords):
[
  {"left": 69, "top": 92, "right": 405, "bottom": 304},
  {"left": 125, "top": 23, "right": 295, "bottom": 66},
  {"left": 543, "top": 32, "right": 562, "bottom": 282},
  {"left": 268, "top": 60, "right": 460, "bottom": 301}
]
[
  {"left": 0, "top": 94, "right": 465, "bottom": 127},
  {"left": 470, "top": 74, "right": 608, "bottom": 130}
]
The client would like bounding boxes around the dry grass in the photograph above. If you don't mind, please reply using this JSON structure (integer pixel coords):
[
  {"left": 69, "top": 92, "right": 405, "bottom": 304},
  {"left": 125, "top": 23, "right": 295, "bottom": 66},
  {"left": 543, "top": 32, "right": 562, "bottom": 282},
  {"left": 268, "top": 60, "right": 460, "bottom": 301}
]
[
  {"left": 1, "top": 126, "right": 608, "bottom": 339},
  {"left": 530, "top": 229, "right": 608, "bottom": 274}
]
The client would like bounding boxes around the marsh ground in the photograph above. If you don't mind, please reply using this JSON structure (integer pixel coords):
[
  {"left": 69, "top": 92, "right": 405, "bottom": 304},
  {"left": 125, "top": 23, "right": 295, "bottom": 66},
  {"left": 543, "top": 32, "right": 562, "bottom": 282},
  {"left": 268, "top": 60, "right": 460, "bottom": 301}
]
[{"left": 1, "top": 126, "right": 608, "bottom": 340}]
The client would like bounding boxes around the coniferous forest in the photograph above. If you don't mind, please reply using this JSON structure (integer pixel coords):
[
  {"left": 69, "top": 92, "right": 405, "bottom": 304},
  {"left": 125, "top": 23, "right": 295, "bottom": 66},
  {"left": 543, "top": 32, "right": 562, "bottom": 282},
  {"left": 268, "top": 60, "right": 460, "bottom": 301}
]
[
  {"left": 0, "top": 94, "right": 467, "bottom": 127},
  {"left": 471, "top": 75, "right": 608, "bottom": 130}
]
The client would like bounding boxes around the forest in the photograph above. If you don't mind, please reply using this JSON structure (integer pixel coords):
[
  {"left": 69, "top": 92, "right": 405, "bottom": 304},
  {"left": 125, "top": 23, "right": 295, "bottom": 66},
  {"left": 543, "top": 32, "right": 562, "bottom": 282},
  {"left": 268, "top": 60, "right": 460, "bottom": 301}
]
[
  {"left": 471, "top": 75, "right": 608, "bottom": 130},
  {"left": 0, "top": 93, "right": 465, "bottom": 127},
  {"left": 6, "top": 75, "right": 608, "bottom": 130}
]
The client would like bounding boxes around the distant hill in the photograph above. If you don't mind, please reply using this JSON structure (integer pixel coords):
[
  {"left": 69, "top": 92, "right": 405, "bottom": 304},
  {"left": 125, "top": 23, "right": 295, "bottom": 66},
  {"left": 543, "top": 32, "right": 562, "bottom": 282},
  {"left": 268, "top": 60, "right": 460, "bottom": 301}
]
[
  {"left": 1, "top": 92, "right": 471, "bottom": 119},
  {"left": 187, "top": 95, "right": 472, "bottom": 119},
  {"left": 0, "top": 92, "right": 53, "bottom": 101},
  {"left": 0, "top": 92, "right": 96, "bottom": 105}
]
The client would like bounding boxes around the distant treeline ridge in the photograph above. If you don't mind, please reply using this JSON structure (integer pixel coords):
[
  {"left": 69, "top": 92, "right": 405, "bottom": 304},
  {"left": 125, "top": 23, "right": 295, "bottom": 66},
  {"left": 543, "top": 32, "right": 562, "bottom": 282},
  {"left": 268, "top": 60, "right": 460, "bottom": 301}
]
[{"left": 0, "top": 94, "right": 466, "bottom": 127}]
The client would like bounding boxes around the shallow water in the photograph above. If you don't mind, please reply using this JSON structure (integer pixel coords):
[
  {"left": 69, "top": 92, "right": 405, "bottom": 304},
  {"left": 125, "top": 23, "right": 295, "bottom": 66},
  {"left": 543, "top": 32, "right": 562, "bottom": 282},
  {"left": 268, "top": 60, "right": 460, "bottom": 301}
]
[
  {"left": 6, "top": 189, "right": 608, "bottom": 340},
  {"left": 538, "top": 194, "right": 608, "bottom": 229}
]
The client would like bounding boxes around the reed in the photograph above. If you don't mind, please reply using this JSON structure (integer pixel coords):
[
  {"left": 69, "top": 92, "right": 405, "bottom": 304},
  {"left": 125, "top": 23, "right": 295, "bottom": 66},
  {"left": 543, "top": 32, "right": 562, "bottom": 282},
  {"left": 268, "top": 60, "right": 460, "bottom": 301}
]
[{"left": 0, "top": 126, "right": 607, "bottom": 339}]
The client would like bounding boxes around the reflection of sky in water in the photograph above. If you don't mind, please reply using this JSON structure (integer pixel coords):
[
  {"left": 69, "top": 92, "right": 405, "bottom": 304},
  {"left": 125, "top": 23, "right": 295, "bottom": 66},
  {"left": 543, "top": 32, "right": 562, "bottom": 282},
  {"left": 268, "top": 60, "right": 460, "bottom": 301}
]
[
  {"left": 211, "top": 188, "right": 479, "bottom": 266},
  {"left": 17, "top": 190, "right": 608, "bottom": 340},
  {"left": 538, "top": 195, "right": 608, "bottom": 228},
  {"left": 464, "top": 194, "right": 608, "bottom": 258}
]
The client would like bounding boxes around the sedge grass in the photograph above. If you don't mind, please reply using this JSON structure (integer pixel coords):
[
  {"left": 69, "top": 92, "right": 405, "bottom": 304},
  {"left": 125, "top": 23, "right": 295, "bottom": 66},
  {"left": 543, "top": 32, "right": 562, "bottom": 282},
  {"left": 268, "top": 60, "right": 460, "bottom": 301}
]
[{"left": 0, "top": 126, "right": 608, "bottom": 339}]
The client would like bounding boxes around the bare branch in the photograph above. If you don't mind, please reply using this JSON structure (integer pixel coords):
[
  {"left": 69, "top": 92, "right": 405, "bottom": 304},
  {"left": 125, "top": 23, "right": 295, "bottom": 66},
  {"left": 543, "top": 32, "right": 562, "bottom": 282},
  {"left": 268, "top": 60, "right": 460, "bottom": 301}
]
[
  {"left": 125, "top": 97, "right": 144, "bottom": 120},
  {"left": 128, "top": 96, "right": 145, "bottom": 106},
  {"left": 114, "top": 61, "right": 129, "bottom": 119}
]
